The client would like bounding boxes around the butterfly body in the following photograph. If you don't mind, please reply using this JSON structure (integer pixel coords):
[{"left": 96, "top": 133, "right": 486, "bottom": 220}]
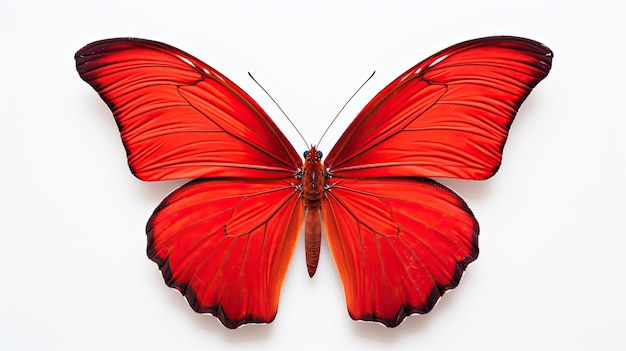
[
  {"left": 75, "top": 36, "right": 552, "bottom": 328},
  {"left": 302, "top": 147, "right": 325, "bottom": 276}
]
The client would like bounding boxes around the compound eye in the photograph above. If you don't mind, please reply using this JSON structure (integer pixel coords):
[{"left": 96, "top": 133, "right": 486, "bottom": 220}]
[
  {"left": 317, "top": 150, "right": 323, "bottom": 158},
  {"left": 303, "top": 150, "right": 310, "bottom": 158}
]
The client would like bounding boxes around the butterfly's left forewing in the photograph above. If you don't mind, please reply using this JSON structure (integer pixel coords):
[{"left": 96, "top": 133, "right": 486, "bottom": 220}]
[{"left": 75, "top": 38, "right": 301, "bottom": 181}]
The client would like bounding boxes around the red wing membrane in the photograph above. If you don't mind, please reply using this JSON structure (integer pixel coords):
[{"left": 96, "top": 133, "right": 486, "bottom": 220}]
[
  {"left": 75, "top": 38, "right": 301, "bottom": 181},
  {"left": 324, "top": 36, "right": 553, "bottom": 180},
  {"left": 147, "top": 179, "right": 304, "bottom": 328},
  {"left": 321, "top": 177, "right": 478, "bottom": 327}
]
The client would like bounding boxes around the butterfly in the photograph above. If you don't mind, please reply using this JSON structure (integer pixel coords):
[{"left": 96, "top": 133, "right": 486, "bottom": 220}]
[{"left": 75, "top": 36, "right": 552, "bottom": 329}]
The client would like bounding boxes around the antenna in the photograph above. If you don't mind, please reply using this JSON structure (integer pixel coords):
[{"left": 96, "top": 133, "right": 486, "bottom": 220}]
[
  {"left": 316, "top": 71, "right": 376, "bottom": 146},
  {"left": 248, "top": 72, "right": 309, "bottom": 150}
]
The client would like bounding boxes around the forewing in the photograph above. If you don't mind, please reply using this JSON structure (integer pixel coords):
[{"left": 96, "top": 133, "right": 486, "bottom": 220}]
[
  {"left": 76, "top": 38, "right": 301, "bottom": 181},
  {"left": 325, "top": 36, "right": 553, "bottom": 180},
  {"left": 321, "top": 178, "right": 478, "bottom": 327},
  {"left": 147, "top": 179, "right": 304, "bottom": 328}
]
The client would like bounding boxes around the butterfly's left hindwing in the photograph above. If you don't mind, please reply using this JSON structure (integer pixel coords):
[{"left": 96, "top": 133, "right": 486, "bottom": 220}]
[{"left": 147, "top": 179, "right": 304, "bottom": 329}]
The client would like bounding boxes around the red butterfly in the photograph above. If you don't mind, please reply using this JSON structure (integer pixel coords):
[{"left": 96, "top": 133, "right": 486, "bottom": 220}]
[{"left": 75, "top": 36, "right": 552, "bottom": 328}]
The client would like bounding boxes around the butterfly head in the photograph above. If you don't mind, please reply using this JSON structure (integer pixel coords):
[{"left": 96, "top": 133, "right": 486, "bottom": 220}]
[{"left": 303, "top": 147, "right": 323, "bottom": 162}]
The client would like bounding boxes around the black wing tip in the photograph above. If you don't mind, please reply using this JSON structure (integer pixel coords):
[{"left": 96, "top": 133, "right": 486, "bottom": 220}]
[
  {"left": 467, "top": 35, "right": 552, "bottom": 52},
  {"left": 75, "top": 37, "right": 183, "bottom": 73},
  {"left": 449, "top": 35, "right": 553, "bottom": 73},
  {"left": 75, "top": 37, "right": 153, "bottom": 57},
  {"left": 74, "top": 37, "right": 198, "bottom": 65}
]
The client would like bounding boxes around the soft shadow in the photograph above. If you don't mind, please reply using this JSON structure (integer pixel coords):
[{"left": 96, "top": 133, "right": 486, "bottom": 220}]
[
  {"left": 135, "top": 179, "right": 188, "bottom": 205},
  {"left": 436, "top": 177, "right": 493, "bottom": 203},
  {"left": 349, "top": 312, "right": 434, "bottom": 342},
  {"left": 189, "top": 312, "right": 272, "bottom": 343}
]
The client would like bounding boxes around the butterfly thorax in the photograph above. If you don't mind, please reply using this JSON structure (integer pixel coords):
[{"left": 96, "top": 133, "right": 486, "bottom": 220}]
[
  {"left": 302, "top": 146, "right": 324, "bottom": 277},
  {"left": 302, "top": 146, "right": 324, "bottom": 208}
]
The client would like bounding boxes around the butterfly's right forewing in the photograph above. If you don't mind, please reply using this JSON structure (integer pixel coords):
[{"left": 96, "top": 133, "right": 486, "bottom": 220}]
[{"left": 325, "top": 36, "right": 553, "bottom": 180}]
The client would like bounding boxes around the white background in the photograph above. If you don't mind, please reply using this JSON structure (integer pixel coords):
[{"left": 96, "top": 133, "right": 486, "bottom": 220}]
[{"left": 1, "top": 1, "right": 624, "bottom": 350}]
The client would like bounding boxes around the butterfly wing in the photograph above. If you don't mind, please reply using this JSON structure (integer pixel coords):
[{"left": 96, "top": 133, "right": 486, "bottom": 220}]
[
  {"left": 75, "top": 38, "right": 301, "bottom": 181},
  {"left": 321, "top": 36, "right": 552, "bottom": 326},
  {"left": 322, "top": 177, "right": 478, "bottom": 327},
  {"left": 147, "top": 179, "right": 304, "bottom": 328},
  {"left": 325, "top": 36, "right": 553, "bottom": 180},
  {"left": 75, "top": 39, "right": 305, "bottom": 328}
]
